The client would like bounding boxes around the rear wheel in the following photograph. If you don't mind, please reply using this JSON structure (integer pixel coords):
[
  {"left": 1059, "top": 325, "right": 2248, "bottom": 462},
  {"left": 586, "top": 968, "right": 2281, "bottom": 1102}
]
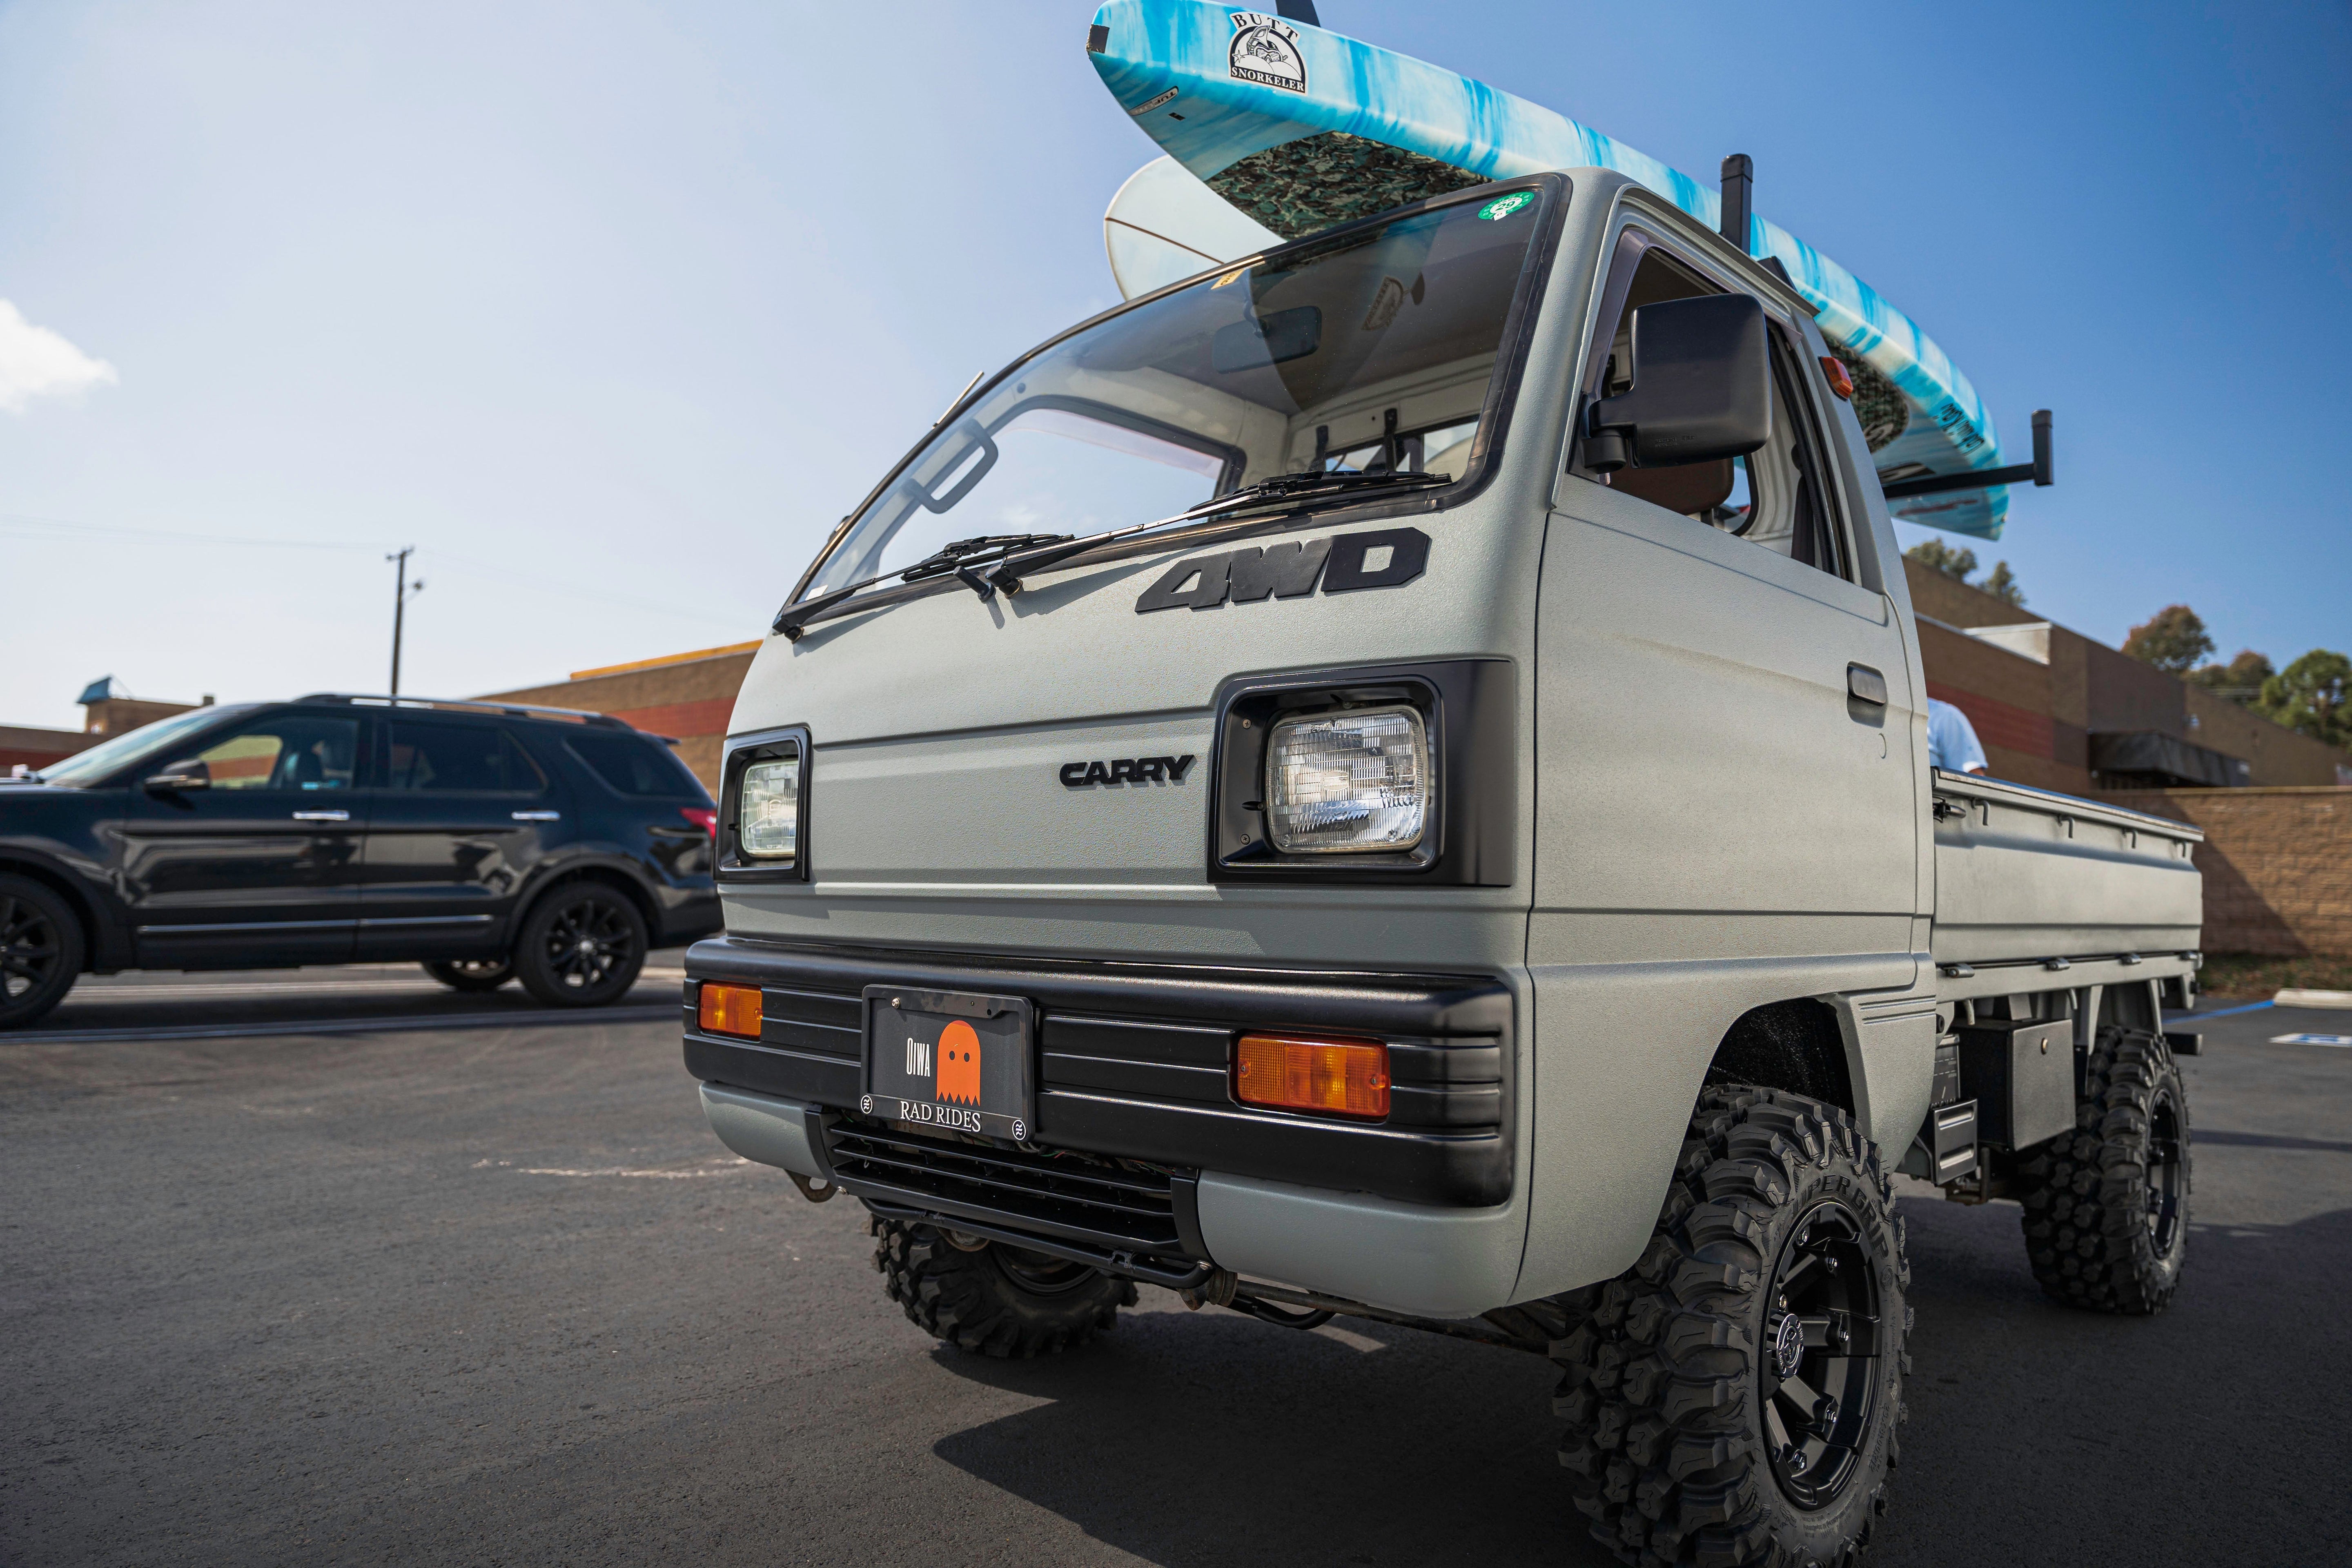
[
  {"left": 2015, "top": 1025, "right": 2189, "bottom": 1314},
  {"left": 0, "top": 874, "right": 82, "bottom": 1030},
  {"left": 511, "top": 883, "right": 647, "bottom": 1007},
  {"left": 423, "top": 958, "right": 514, "bottom": 993},
  {"left": 1552, "top": 1086, "right": 1909, "bottom": 1568},
  {"left": 871, "top": 1215, "right": 1137, "bottom": 1358}
]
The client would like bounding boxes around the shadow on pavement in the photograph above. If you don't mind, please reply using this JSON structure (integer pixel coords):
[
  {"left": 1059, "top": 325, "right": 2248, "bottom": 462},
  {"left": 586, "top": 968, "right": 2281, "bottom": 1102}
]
[{"left": 922, "top": 1202, "right": 2352, "bottom": 1568}]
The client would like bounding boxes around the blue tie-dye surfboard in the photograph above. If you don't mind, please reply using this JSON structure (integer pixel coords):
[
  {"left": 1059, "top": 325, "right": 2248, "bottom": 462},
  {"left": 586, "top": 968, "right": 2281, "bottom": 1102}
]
[{"left": 1086, "top": 0, "right": 2012, "bottom": 539}]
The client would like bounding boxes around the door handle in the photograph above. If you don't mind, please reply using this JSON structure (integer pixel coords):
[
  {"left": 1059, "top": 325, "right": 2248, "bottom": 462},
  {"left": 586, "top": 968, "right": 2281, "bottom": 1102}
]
[
  {"left": 1846, "top": 663, "right": 1889, "bottom": 706},
  {"left": 511, "top": 810, "right": 562, "bottom": 822},
  {"left": 291, "top": 809, "right": 352, "bottom": 822}
]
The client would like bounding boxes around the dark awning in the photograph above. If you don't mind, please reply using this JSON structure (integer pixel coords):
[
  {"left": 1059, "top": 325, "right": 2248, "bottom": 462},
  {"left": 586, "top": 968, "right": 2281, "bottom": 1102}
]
[{"left": 2088, "top": 730, "right": 2250, "bottom": 788}]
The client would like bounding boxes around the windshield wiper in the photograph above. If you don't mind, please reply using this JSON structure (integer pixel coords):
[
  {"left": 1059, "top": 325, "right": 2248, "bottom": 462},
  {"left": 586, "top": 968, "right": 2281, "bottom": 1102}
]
[
  {"left": 774, "top": 470, "right": 1444, "bottom": 641},
  {"left": 898, "top": 534, "right": 1074, "bottom": 599},
  {"left": 982, "top": 468, "right": 1446, "bottom": 595}
]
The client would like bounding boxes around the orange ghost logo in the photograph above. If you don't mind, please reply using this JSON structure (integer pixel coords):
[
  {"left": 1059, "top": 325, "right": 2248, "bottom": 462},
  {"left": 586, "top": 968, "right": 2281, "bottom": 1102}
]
[{"left": 936, "top": 1019, "right": 982, "bottom": 1106}]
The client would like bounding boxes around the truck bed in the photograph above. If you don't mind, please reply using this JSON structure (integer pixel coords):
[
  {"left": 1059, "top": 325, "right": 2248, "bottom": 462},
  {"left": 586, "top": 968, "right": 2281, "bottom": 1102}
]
[{"left": 1930, "top": 770, "right": 2203, "bottom": 969}]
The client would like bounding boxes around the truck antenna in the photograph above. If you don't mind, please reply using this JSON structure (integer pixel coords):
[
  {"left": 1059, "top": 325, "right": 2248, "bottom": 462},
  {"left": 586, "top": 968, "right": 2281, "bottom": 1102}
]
[{"left": 1719, "top": 153, "right": 1753, "bottom": 254}]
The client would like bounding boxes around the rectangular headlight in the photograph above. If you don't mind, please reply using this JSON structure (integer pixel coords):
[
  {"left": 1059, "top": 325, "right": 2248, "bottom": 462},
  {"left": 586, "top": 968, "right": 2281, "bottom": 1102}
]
[
  {"left": 738, "top": 756, "right": 800, "bottom": 861},
  {"left": 1265, "top": 706, "right": 1429, "bottom": 853}
]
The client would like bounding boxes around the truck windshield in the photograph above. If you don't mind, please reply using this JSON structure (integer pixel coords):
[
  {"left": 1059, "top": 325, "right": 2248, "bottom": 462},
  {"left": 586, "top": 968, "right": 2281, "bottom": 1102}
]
[{"left": 804, "top": 185, "right": 1550, "bottom": 596}]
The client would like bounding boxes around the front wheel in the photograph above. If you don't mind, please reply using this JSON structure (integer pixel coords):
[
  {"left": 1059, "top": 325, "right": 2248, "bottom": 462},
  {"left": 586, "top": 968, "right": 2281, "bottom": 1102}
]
[
  {"left": 0, "top": 874, "right": 83, "bottom": 1030},
  {"left": 511, "top": 883, "right": 647, "bottom": 1007},
  {"left": 423, "top": 958, "right": 515, "bottom": 993},
  {"left": 871, "top": 1215, "right": 1137, "bottom": 1359},
  {"left": 1552, "top": 1086, "right": 1910, "bottom": 1568}
]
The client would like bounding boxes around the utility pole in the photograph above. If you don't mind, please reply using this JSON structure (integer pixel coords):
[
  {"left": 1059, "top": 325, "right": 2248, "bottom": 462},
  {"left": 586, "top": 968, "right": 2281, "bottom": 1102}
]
[{"left": 387, "top": 548, "right": 424, "bottom": 695}]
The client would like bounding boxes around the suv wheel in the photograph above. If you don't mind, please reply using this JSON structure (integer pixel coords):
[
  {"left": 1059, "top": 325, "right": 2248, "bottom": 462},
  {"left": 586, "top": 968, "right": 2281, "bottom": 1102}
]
[
  {"left": 512, "top": 883, "right": 647, "bottom": 1007},
  {"left": 1552, "top": 1086, "right": 1910, "bottom": 1568},
  {"left": 0, "top": 874, "right": 85, "bottom": 1031},
  {"left": 423, "top": 958, "right": 515, "bottom": 993},
  {"left": 872, "top": 1215, "right": 1137, "bottom": 1359}
]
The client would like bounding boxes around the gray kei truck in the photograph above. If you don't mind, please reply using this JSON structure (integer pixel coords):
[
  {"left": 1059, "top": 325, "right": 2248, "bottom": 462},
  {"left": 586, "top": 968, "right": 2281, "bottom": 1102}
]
[{"left": 681, "top": 168, "right": 2202, "bottom": 1566}]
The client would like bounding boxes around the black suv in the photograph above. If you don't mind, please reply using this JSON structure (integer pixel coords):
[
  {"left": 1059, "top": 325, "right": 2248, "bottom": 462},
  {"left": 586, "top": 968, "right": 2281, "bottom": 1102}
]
[{"left": 0, "top": 694, "right": 722, "bottom": 1028}]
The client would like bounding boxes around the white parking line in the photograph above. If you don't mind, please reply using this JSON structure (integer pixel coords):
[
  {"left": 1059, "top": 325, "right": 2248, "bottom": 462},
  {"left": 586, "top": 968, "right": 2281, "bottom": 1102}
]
[{"left": 2270, "top": 1033, "right": 2352, "bottom": 1047}]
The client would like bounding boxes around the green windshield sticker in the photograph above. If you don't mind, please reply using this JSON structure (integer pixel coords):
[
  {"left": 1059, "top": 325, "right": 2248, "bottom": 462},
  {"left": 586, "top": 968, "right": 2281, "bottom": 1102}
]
[{"left": 1477, "top": 192, "right": 1535, "bottom": 221}]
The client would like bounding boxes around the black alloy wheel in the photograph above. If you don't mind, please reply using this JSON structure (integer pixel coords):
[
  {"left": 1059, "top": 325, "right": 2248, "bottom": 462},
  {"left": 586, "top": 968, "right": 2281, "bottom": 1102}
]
[
  {"left": 423, "top": 958, "right": 516, "bottom": 993},
  {"left": 2016, "top": 1025, "right": 2192, "bottom": 1314},
  {"left": 0, "top": 874, "right": 85, "bottom": 1030},
  {"left": 1552, "top": 1085, "right": 1909, "bottom": 1567},
  {"left": 2145, "top": 1085, "right": 2187, "bottom": 1256},
  {"left": 1762, "top": 1200, "right": 1886, "bottom": 1510},
  {"left": 512, "top": 884, "right": 648, "bottom": 1007}
]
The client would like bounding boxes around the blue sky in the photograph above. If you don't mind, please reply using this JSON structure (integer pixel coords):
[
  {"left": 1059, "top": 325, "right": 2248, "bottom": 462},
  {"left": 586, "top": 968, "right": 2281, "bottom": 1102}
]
[{"left": 2, "top": 0, "right": 2345, "bottom": 728}]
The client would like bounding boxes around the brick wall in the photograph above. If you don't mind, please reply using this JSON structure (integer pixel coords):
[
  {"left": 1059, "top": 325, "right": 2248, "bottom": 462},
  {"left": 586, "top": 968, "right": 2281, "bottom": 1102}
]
[
  {"left": 2099, "top": 787, "right": 2352, "bottom": 956},
  {"left": 0, "top": 724, "right": 89, "bottom": 774},
  {"left": 479, "top": 644, "right": 757, "bottom": 790}
]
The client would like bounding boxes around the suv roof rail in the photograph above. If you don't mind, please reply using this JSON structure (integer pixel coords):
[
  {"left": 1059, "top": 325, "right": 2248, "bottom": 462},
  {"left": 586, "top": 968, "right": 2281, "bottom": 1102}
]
[{"left": 291, "top": 693, "right": 637, "bottom": 730}]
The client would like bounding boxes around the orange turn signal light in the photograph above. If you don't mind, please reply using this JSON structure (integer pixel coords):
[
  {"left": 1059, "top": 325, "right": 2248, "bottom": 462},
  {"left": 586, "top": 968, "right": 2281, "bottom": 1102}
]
[
  {"left": 1819, "top": 354, "right": 1855, "bottom": 401},
  {"left": 1234, "top": 1033, "right": 1390, "bottom": 1120},
  {"left": 698, "top": 982, "right": 763, "bottom": 1039}
]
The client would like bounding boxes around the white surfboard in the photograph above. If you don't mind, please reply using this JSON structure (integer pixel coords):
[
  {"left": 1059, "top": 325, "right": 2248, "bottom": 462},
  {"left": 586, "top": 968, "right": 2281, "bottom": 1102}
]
[{"left": 1104, "top": 154, "right": 1282, "bottom": 300}]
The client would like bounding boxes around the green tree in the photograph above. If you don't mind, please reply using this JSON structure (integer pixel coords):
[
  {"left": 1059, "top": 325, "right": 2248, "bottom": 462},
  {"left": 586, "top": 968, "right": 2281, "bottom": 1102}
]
[
  {"left": 1979, "top": 561, "right": 2026, "bottom": 608},
  {"left": 2188, "top": 649, "right": 2275, "bottom": 704},
  {"left": 2122, "top": 604, "right": 2215, "bottom": 675},
  {"left": 2255, "top": 649, "right": 2352, "bottom": 749},
  {"left": 1904, "top": 540, "right": 1977, "bottom": 581}
]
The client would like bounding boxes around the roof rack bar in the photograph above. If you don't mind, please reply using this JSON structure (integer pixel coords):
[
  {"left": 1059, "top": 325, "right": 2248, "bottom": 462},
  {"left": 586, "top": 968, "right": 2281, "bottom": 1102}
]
[{"left": 292, "top": 693, "right": 633, "bottom": 729}]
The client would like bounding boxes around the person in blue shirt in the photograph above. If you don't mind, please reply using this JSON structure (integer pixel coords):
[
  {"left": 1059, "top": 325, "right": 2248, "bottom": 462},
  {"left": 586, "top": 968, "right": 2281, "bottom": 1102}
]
[{"left": 1927, "top": 697, "right": 1989, "bottom": 775}]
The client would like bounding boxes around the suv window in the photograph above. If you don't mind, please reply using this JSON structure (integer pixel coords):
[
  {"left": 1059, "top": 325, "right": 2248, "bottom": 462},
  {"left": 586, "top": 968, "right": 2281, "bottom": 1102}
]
[
  {"left": 1579, "top": 233, "right": 1849, "bottom": 579},
  {"left": 565, "top": 733, "right": 703, "bottom": 800},
  {"left": 384, "top": 720, "right": 546, "bottom": 793},
  {"left": 192, "top": 715, "right": 360, "bottom": 791}
]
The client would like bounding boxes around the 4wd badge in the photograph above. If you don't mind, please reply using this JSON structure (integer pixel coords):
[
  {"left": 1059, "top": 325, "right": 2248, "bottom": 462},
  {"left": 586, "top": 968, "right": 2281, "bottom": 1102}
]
[{"left": 1228, "top": 12, "right": 1307, "bottom": 93}]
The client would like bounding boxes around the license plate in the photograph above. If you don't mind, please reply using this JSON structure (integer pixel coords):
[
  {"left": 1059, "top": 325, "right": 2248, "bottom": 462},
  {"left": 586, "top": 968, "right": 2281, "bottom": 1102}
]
[{"left": 861, "top": 986, "right": 1036, "bottom": 1141}]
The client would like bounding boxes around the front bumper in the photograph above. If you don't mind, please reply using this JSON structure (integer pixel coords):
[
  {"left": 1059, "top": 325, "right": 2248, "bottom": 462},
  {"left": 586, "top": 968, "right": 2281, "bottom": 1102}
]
[{"left": 682, "top": 936, "right": 1515, "bottom": 1276}]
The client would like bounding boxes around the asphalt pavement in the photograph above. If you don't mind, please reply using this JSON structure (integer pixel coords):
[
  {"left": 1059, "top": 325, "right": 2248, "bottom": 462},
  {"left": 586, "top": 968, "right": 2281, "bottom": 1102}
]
[{"left": 4, "top": 975, "right": 2348, "bottom": 1567}]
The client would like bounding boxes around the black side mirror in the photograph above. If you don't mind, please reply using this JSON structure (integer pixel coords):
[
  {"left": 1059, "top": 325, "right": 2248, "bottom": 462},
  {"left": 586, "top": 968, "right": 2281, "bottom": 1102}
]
[
  {"left": 1585, "top": 293, "right": 1772, "bottom": 472},
  {"left": 143, "top": 759, "right": 210, "bottom": 793}
]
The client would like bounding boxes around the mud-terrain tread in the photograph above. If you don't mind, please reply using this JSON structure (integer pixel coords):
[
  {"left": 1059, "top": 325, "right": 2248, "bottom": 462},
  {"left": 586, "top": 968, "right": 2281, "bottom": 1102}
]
[
  {"left": 1550, "top": 1087, "right": 1911, "bottom": 1568},
  {"left": 2014, "top": 1025, "right": 2189, "bottom": 1315},
  {"left": 871, "top": 1215, "right": 1137, "bottom": 1359}
]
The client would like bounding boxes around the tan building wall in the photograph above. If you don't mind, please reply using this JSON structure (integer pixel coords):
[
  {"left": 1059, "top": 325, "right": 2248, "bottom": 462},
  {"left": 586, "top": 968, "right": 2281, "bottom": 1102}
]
[
  {"left": 1903, "top": 559, "right": 2345, "bottom": 790},
  {"left": 479, "top": 642, "right": 757, "bottom": 790},
  {"left": 2100, "top": 787, "right": 2352, "bottom": 956}
]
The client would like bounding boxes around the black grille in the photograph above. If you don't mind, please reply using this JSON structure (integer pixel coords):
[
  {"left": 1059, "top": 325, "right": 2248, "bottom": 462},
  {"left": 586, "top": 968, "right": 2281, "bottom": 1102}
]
[{"left": 824, "top": 1119, "right": 1186, "bottom": 1255}]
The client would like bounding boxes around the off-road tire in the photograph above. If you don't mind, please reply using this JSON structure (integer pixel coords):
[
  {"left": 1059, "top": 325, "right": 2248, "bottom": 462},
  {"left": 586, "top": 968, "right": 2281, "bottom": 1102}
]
[
  {"left": 423, "top": 958, "right": 515, "bottom": 993},
  {"left": 0, "top": 873, "right": 83, "bottom": 1031},
  {"left": 511, "top": 882, "right": 647, "bottom": 1007},
  {"left": 871, "top": 1215, "right": 1137, "bottom": 1359},
  {"left": 2014, "top": 1025, "right": 2189, "bottom": 1314},
  {"left": 1551, "top": 1086, "right": 1911, "bottom": 1568}
]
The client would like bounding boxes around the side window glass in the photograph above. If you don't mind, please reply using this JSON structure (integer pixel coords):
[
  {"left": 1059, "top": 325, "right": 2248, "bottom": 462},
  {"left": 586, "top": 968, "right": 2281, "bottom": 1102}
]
[
  {"left": 1577, "top": 234, "right": 1849, "bottom": 581},
  {"left": 193, "top": 716, "right": 359, "bottom": 791},
  {"left": 566, "top": 733, "right": 698, "bottom": 798},
  {"left": 386, "top": 722, "right": 547, "bottom": 793}
]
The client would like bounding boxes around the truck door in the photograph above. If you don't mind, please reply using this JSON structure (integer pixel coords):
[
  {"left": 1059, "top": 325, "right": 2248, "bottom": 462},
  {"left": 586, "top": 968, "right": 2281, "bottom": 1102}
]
[
  {"left": 1521, "top": 225, "right": 1923, "bottom": 1287},
  {"left": 122, "top": 709, "right": 368, "bottom": 967}
]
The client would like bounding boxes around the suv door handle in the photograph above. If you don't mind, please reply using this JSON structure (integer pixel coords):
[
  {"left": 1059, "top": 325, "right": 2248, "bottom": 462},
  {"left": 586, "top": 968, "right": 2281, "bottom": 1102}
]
[
  {"left": 291, "top": 809, "right": 352, "bottom": 822},
  {"left": 1846, "top": 663, "right": 1889, "bottom": 706},
  {"left": 511, "top": 810, "right": 562, "bottom": 822}
]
